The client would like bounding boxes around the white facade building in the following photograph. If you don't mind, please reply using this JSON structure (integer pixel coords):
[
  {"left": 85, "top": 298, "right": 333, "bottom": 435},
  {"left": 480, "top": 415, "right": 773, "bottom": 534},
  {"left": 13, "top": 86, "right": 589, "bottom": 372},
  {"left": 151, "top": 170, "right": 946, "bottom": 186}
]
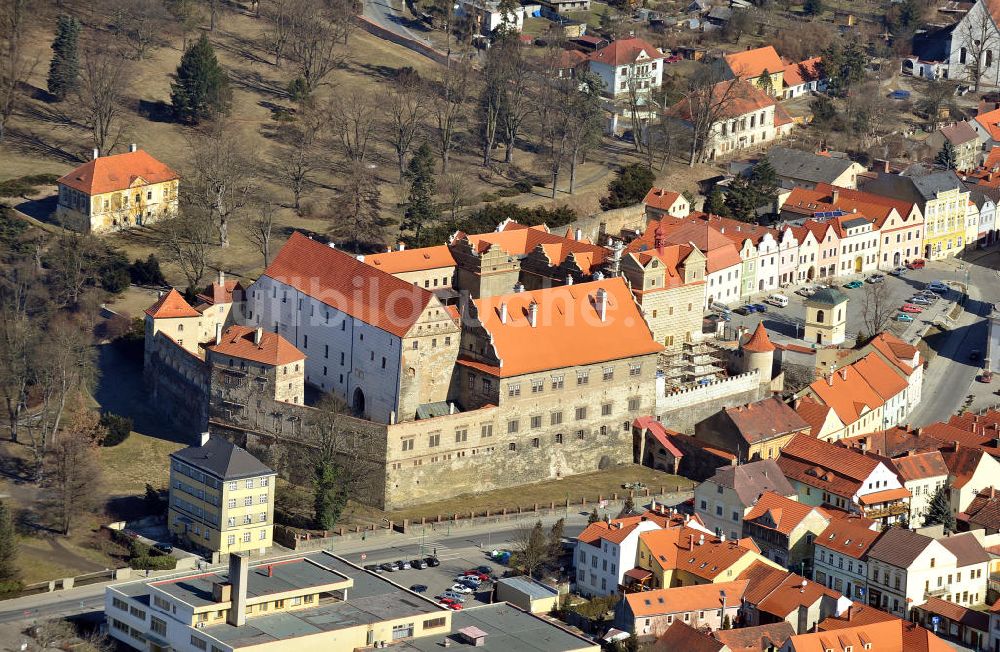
[{"left": 586, "top": 38, "right": 664, "bottom": 98}]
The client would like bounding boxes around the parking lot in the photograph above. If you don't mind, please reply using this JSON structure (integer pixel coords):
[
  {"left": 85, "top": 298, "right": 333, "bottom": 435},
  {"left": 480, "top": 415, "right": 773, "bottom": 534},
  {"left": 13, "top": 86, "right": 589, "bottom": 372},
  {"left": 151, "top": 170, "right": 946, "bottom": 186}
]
[
  {"left": 363, "top": 555, "right": 501, "bottom": 608},
  {"left": 721, "top": 263, "right": 966, "bottom": 346}
]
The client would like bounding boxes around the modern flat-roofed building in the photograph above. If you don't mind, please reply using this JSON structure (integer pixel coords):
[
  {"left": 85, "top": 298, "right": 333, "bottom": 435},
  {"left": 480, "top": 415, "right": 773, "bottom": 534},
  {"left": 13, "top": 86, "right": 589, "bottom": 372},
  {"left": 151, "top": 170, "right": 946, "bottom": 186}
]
[{"left": 167, "top": 433, "right": 276, "bottom": 557}]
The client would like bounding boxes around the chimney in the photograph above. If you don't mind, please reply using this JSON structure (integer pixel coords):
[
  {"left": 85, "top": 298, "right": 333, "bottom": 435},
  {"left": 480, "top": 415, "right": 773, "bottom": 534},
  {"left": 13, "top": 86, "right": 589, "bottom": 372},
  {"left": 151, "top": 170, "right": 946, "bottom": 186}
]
[
  {"left": 267, "top": 564, "right": 273, "bottom": 577},
  {"left": 199, "top": 431, "right": 211, "bottom": 446},
  {"left": 129, "top": 143, "right": 137, "bottom": 152},
  {"left": 528, "top": 301, "right": 538, "bottom": 327},
  {"left": 227, "top": 553, "right": 249, "bottom": 627},
  {"left": 253, "top": 327, "right": 263, "bottom": 346},
  {"left": 720, "top": 227, "right": 725, "bottom": 234},
  {"left": 92, "top": 147, "right": 99, "bottom": 160},
  {"left": 846, "top": 605, "right": 853, "bottom": 621},
  {"left": 327, "top": 242, "right": 336, "bottom": 249},
  {"left": 212, "top": 581, "right": 231, "bottom": 604},
  {"left": 500, "top": 302, "right": 508, "bottom": 324},
  {"left": 596, "top": 288, "right": 608, "bottom": 322},
  {"left": 827, "top": 372, "right": 834, "bottom": 387},
  {"left": 215, "top": 323, "right": 223, "bottom": 346},
  {"left": 398, "top": 242, "right": 406, "bottom": 251},
  {"left": 513, "top": 282, "right": 525, "bottom": 293},
  {"left": 356, "top": 254, "right": 364, "bottom": 262},
  {"left": 698, "top": 534, "right": 705, "bottom": 546},
  {"left": 217, "top": 270, "right": 225, "bottom": 287},
  {"left": 566, "top": 275, "right": 574, "bottom": 285},
  {"left": 720, "top": 533, "right": 726, "bottom": 542},
  {"left": 831, "top": 190, "right": 839, "bottom": 204},
  {"left": 575, "top": 228, "right": 583, "bottom": 241},
  {"left": 689, "top": 534, "right": 695, "bottom": 549}
]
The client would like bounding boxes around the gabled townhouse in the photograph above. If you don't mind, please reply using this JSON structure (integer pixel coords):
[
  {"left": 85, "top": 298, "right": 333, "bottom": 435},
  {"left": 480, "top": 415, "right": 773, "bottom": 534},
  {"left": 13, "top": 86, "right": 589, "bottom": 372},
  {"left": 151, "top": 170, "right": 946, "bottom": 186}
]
[
  {"left": 860, "top": 170, "right": 970, "bottom": 260},
  {"left": 799, "top": 219, "right": 841, "bottom": 280},
  {"left": 865, "top": 528, "right": 990, "bottom": 618},
  {"left": 799, "top": 364, "right": 887, "bottom": 441},
  {"left": 890, "top": 451, "right": 950, "bottom": 526},
  {"left": 739, "top": 561, "right": 851, "bottom": 634},
  {"left": 941, "top": 443, "right": 1000, "bottom": 515},
  {"left": 849, "top": 353, "right": 910, "bottom": 430},
  {"left": 742, "top": 491, "right": 831, "bottom": 573},
  {"left": 586, "top": 37, "right": 664, "bottom": 98},
  {"left": 576, "top": 516, "right": 663, "bottom": 597},
  {"left": 958, "top": 487, "right": 1000, "bottom": 533},
  {"left": 813, "top": 516, "right": 883, "bottom": 601},
  {"left": 688, "top": 213, "right": 782, "bottom": 296},
  {"left": 614, "top": 580, "right": 748, "bottom": 638},
  {"left": 816, "top": 603, "right": 954, "bottom": 652},
  {"left": 619, "top": 238, "right": 707, "bottom": 349},
  {"left": 667, "top": 80, "right": 793, "bottom": 161},
  {"left": 965, "top": 197, "right": 982, "bottom": 254},
  {"left": 625, "top": 216, "right": 743, "bottom": 308},
  {"left": 694, "top": 460, "right": 797, "bottom": 541},
  {"left": 776, "top": 225, "right": 802, "bottom": 286},
  {"left": 362, "top": 244, "right": 457, "bottom": 297},
  {"left": 968, "top": 187, "right": 997, "bottom": 248},
  {"left": 636, "top": 526, "right": 781, "bottom": 589},
  {"left": 794, "top": 395, "right": 844, "bottom": 440},
  {"left": 694, "top": 397, "right": 811, "bottom": 463},
  {"left": 826, "top": 213, "right": 880, "bottom": 276},
  {"left": 789, "top": 225, "right": 820, "bottom": 284},
  {"left": 973, "top": 106, "right": 1000, "bottom": 151},
  {"left": 724, "top": 46, "right": 785, "bottom": 96},
  {"left": 866, "top": 332, "right": 924, "bottom": 412},
  {"left": 644, "top": 187, "right": 691, "bottom": 219},
  {"left": 766, "top": 148, "right": 866, "bottom": 190},
  {"left": 776, "top": 434, "right": 910, "bottom": 526},
  {"left": 653, "top": 621, "right": 730, "bottom": 652}
]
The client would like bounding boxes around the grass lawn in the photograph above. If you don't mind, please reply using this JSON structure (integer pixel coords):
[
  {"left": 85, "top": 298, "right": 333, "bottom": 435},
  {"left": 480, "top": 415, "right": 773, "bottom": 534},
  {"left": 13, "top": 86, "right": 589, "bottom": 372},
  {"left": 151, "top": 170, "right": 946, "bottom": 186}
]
[
  {"left": 381, "top": 465, "right": 693, "bottom": 523},
  {"left": 99, "top": 432, "right": 184, "bottom": 497}
]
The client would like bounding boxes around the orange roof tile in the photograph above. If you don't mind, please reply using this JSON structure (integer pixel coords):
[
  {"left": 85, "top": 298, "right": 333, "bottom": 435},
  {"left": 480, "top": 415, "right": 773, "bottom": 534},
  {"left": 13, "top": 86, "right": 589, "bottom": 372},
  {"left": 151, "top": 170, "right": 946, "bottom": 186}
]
[
  {"left": 794, "top": 396, "right": 835, "bottom": 437},
  {"left": 624, "top": 580, "right": 748, "bottom": 617},
  {"left": 941, "top": 444, "right": 992, "bottom": 489},
  {"left": 145, "top": 288, "right": 200, "bottom": 319},
  {"left": 742, "top": 322, "right": 775, "bottom": 353},
  {"left": 808, "top": 365, "right": 885, "bottom": 425},
  {"left": 627, "top": 216, "right": 743, "bottom": 274},
  {"left": 261, "top": 232, "right": 436, "bottom": 338},
  {"left": 857, "top": 487, "right": 910, "bottom": 505},
  {"left": 790, "top": 620, "right": 904, "bottom": 652},
  {"left": 57, "top": 149, "right": 179, "bottom": 195},
  {"left": 207, "top": 325, "right": 304, "bottom": 367},
  {"left": 689, "top": 212, "right": 780, "bottom": 247},
  {"left": 587, "top": 37, "right": 664, "bottom": 66},
  {"left": 976, "top": 106, "right": 1000, "bottom": 142},
  {"left": 777, "top": 435, "right": 882, "bottom": 498},
  {"left": 783, "top": 57, "right": 823, "bottom": 87},
  {"left": 668, "top": 80, "right": 776, "bottom": 122},
  {"left": 744, "top": 491, "right": 826, "bottom": 536},
  {"left": 714, "top": 623, "right": 795, "bottom": 652},
  {"left": 363, "top": 245, "right": 456, "bottom": 274},
  {"left": 818, "top": 605, "right": 952, "bottom": 652},
  {"left": 738, "top": 561, "right": 841, "bottom": 618},
  {"left": 641, "top": 527, "right": 762, "bottom": 581},
  {"left": 725, "top": 46, "right": 784, "bottom": 80},
  {"left": 892, "top": 450, "right": 948, "bottom": 482},
  {"left": 197, "top": 278, "right": 242, "bottom": 307},
  {"left": 815, "top": 518, "right": 882, "bottom": 559},
  {"left": 850, "top": 353, "right": 909, "bottom": 401},
  {"left": 452, "top": 222, "right": 610, "bottom": 273},
  {"left": 643, "top": 187, "right": 683, "bottom": 211},
  {"left": 461, "top": 278, "right": 662, "bottom": 378}
]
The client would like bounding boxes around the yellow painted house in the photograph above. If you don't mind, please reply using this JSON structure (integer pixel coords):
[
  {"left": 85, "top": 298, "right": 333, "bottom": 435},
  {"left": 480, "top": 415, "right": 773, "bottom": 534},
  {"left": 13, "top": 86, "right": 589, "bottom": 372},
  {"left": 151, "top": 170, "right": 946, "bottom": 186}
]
[
  {"left": 168, "top": 433, "right": 276, "bottom": 558},
  {"left": 725, "top": 46, "right": 785, "bottom": 96},
  {"left": 56, "top": 145, "right": 179, "bottom": 233},
  {"left": 635, "top": 527, "right": 781, "bottom": 589}
]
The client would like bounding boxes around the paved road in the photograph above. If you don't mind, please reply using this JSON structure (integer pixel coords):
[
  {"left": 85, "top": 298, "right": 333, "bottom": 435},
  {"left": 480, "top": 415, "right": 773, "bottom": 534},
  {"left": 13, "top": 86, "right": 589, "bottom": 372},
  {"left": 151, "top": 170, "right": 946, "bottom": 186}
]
[{"left": 362, "top": 0, "right": 435, "bottom": 49}]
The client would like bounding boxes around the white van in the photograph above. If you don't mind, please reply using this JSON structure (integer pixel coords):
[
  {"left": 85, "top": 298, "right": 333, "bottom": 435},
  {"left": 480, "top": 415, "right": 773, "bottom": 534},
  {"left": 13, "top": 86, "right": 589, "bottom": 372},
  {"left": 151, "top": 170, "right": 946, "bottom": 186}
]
[{"left": 765, "top": 293, "right": 789, "bottom": 308}]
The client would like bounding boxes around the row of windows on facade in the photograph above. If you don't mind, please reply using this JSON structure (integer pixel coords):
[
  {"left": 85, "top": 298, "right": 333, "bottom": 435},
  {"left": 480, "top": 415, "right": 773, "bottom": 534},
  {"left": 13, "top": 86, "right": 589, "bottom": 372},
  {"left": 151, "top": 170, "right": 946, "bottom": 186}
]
[
  {"left": 226, "top": 530, "right": 268, "bottom": 545},
  {"left": 61, "top": 186, "right": 173, "bottom": 212},
  {"left": 503, "top": 364, "right": 642, "bottom": 396},
  {"left": 719, "top": 111, "right": 771, "bottom": 136}
]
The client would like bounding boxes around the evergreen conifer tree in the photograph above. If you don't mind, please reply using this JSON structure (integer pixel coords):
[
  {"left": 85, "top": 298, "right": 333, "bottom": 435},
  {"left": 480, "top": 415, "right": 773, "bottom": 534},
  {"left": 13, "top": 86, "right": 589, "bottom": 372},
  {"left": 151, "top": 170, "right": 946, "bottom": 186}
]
[
  {"left": 402, "top": 143, "right": 439, "bottom": 246},
  {"left": 47, "top": 15, "right": 81, "bottom": 101},
  {"left": 935, "top": 141, "right": 957, "bottom": 170},
  {"left": 924, "top": 484, "right": 955, "bottom": 532},
  {"left": 705, "top": 188, "right": 728, "bottom": 216},
  {"left": 170, "top": 34, "right": 232, "bottom": 123},
  {"left": 0, "top": 500, "right": 17, "bottom": 583},
  {"left": 588, "top": 508, "right": 600, "bottom": 524}
]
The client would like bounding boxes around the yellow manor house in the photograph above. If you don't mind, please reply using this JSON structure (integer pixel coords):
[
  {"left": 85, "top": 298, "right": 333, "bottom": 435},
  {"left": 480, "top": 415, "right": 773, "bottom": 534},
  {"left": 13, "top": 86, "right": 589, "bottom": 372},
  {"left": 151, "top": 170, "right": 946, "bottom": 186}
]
[{"left": 55, "top": 145, "right": 179, "bottom": 233}]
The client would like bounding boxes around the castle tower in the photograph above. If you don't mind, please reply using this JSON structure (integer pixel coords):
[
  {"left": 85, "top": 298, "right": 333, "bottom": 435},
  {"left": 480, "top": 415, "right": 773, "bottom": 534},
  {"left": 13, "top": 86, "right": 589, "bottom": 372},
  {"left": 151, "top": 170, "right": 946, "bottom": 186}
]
[
  {"left": 804, "top": 287, "right": 849, "bottom": 346},
  {"left": 739, "top": 322, "right": 776, "bottom": 381}
]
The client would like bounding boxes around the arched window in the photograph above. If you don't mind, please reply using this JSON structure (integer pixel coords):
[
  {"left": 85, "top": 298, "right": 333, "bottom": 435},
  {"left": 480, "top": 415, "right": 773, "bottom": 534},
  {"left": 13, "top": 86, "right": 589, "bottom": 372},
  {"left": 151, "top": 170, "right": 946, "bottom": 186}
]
[{"left": 816, "top": 309, "right": 825, "bottom": 324}]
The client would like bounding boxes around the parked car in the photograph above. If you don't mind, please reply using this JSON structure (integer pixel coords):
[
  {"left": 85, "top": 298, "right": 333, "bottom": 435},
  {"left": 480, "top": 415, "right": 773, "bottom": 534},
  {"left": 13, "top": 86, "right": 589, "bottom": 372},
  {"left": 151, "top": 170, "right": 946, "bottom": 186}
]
[
  {"left": 395, "top": 560, "right": 411, "bottom": 570},
  {"left": 442, "top": 591, "right": 467, "bottom": 602},
  {"left": 867, "top": 274, "right": 885, "bottom": 283},
  {"left": 907, "top": 259, "right": 926, "bottom": 269},
  {"left": 459, "top": 579, "right": 481, "bottom": 590},
  {"left": 364, "top": 564, "right": 382, "bottom": 573},
  {"left": 895, "top": 313, "right": 914, "bottom": 322},
  {"left": 765, "top": 293, "right": 789, "bottom": 308},
  {"left": 926, "top": 281, "right": 949, "bottom": 293},
  {"left": 843, "top": 280, "right": 864, "bottom": 289},
  {"left": 380, "top": 562, "right": 395, "bottom": 572},
  {"left": 664, "top": 54, "right": 683, "bottom": 63},
  {"left": 734, "top": 306, "right": 752, "bottom": 316},
  {"left": 411, "top": 559, "right": 427, "bottom": 569},
  {"left": 450, "top": 584, "right": 474, "bottom": 594},
  {"left": 409, "top": 584, "right": 428, "bottom": 593},
  {"left": 153, "top": 542, "right": 173, "bottom": 555},
  {"left": 900, "top": 303, "right": 924, "bottom": 313},
  {"left": 909, "top": 296, "right": 933, "bottom": 306},
  {"left": 890, "top": 266, "right": 906, "bottom": 276},
  {"left": 477, "top": 565, "right": 494, "bottom": 575},
  {"left": 751, "top": 303, "right": 768, "bottom": 313},
  {"left": 796, "top": 288, "right": 815, "bottom": 297},
  {"left": 438, "top": 596, "right": 458, "bottom": 605},
  {"left": 425, "top": 557, "right": 441, "bottom": 567}
]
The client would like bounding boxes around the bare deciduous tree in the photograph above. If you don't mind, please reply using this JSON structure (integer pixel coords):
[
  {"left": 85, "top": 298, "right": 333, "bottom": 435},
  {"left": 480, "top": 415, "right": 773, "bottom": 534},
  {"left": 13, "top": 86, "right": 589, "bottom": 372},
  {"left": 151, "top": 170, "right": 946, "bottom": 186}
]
[
  {"left": 382, "top": 82, "right": 426, "bottom": 180},
  {"left": 276, "top": 111, "right": 327, "bottom": 211},
  {"left": 261, "top": 0, "right": 297, "bottom": 66},
  {"left": 156, "top": 209, "right": 216, "bottom": 289},
  {"left": 333, "top": 162, "right": 386, "bottom": 252},
  {"left": 0, "top": 0, "right": 33, "bottom": 143},
  {"left": 0, "top": 263, "right": 43, "bottom": 444},
  {"left": 246, "top": 200, "right": 277, "bottom": 269},
  {"left": 432, "top": 60, "right": 471, "bottom": 173},
  {"left": 188, "top": 127, "right": 259, "bottom": 246},
  {"left": 533, "top": 70, "right": 573, "bottom": 198},
  {"left": 328, "top": 91, "right": 378, "bottom": 163},
  {"left": 43, "top": 420, "right": 103, "bottom": 534},
  {"left": 441, "top": 172, "right": 469, "bottom": 221},
  {"left": 109, "top": 0, "right": 169, "bottom": 60},
  {"left": 564, "top": 72, "right": 603, "bottom": 194},
  {"left": 960, "top": 5, "right": 1000, "bottom": 92},
  {"left": 680, "top": 65, "right": 746, "bottom": 166},
  {"left": 76, "top": 49, "right": 130, "bottom": 156},
  {"left": 287, "top": 0, "right": 343, "bottom": 97},
  {"left": 860, "top": 281, "right": 895, "bottom": 339}
]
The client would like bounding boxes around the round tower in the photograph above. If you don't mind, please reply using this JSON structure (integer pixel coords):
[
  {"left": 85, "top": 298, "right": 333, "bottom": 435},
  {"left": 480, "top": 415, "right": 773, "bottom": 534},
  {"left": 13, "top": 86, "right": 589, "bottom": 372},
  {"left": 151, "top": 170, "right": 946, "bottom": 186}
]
[{"left": 739, "top": 322, "right": 776, "bottom": 382}]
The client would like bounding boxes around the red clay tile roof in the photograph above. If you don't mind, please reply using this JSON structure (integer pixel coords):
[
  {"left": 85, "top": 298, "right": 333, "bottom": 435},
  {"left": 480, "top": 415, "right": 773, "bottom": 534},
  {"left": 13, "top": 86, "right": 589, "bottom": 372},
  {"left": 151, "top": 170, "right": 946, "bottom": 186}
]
[
  {"left": 624, "top": 580, "right": 748, "bottom": 616},
  {"left": 587, "top": 37, "right": 664, "bottom": 66},
  {"left": 643, "top": 187, "right": 683, "bottom": 211},
  {"left": 783, "top": 57, "right": 823, "bottom": 87},
  {"left": 815, "top": 518, "right": 882, "bottom": 559},
  {"left": 840, "top": 427, "right": 945, "bottom": 458},
  {"left": 742, "top": 322, "right": 775, "bottom": 353},
  {"left": 915, "top": 597, "right": 989, "bottom": 631},
  {"left": 363, "top": 245, "right": 456, "bottom": 274},
  {"left": 891, "top": 450, "right": 948, "bottom": 482},
  {"left": 857, "top": 487, "right": 910, "bottom": 505},
  {"left": 725, "top": 46, "right": 784, "bottom": 80},
  {"left": 940, "top": 443, "right": 991, "bottom": 488},
  {"left": 145, "top": 288, "right": 200, "bottom": 319},
  {"left": 961, "top": 487, "right": 1000, "bottom": 530},
  {"left": 808, "top": 365, "right": 886, "bottom": 425},
  {"left": 739, "top": 561, "right": 840, "bottom": 618},
  {"left": 818, "top": 604, "right": 952, "bottom": 652},
  {"left": 794, "top": 396, "right": 835, "bottom": 437},
  {"left": 262, "top": 232, "right": 436, "bottom": 338},
  {"left": 197, "top": 279, "right": 242, "bottom": 307},
  {"left": 849, "top": 353, "right": 909, "bottom": 401},
  {"left": 867, "top": 332, "right": 919, "bottom": 375},
  {"left": 689, "top": 212, "right": 781, "bottom": 247},
  {"left": 743, "top": 491, "right": 825, "bottom": 535},
  {"left": 724, "top": 397, "right": 810, "bottom": 444},
  {"left": 462, "top": 278, "right": 662, "bottom": 378},
  {"left": 627, "top": 216, "right": 743, "bottom": 274},
  {"left": 633, "top": 416, "right": 685, "bottom": 458},
  {"left": 650, "top": 622, "right": 725, "bottom": 652},
  {"left": 777, "top": 435, "right": 880, "bottom": 498},
  {"left": 207, "top": 325, "right": 304, "bottom": 366},
  {"left": 58, "top": 149, "right": 179, "bottom": 195},
  {"left": 976, "top": 107, "right": 1000, "bottom": 142},
  {"left": 668, "top": 80, "right": 775, "bottom": 122},
  {"left": 713, "top": 622, "right": 794, "bottom": 652},
  {"left": 451, "top": 221, "right": 609, "bottom": 273},
  {"left": 641, "top": 528, "right": 762, "bottom": 581}
]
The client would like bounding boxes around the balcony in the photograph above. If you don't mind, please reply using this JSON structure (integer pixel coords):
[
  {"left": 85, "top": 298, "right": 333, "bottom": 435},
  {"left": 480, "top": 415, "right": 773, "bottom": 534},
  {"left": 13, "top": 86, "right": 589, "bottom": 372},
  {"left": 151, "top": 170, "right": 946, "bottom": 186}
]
[
  {"left": 862, "top": 503, "right": 908, "bottom": 520},
  {"left": 924, "top": 586, "right": 949, "bottom": 599}
]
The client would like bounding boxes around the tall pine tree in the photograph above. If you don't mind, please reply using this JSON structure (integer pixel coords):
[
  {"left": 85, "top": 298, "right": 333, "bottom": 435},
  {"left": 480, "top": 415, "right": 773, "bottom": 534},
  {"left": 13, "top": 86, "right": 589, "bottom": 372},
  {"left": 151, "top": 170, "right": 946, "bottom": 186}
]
[
  {"left": 935, "top": 141, "right": 957, "bottom": 170},
  {"left": 47, "top": 15, "right": 81, "bottom": 101},
  {"left": 923, "top": 484, "right": 955, "bottom": 532},
  {"left": 170, "top": 34, "right": 232, "bottom": 124},
  {"left": 401, "top": 143, "right": 439, "bottom": 247}
]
